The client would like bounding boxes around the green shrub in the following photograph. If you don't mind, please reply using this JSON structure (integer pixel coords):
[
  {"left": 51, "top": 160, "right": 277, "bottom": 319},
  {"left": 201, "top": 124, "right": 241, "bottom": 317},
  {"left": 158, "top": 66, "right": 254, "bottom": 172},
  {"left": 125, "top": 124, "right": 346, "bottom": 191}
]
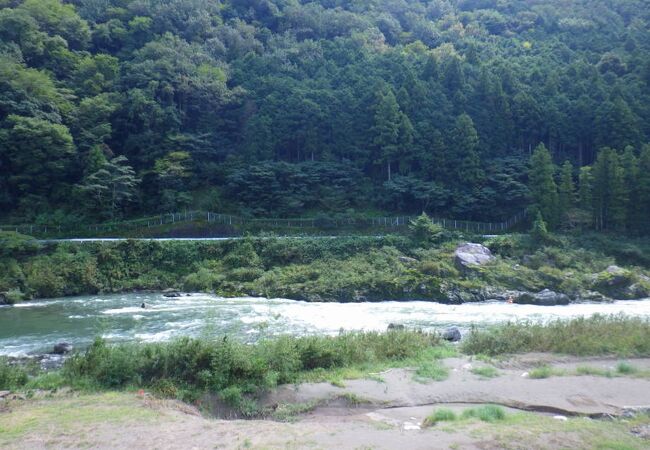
[
  {"left": 418, "top": 260, "right": 457, "bottom": 277},
  {"left": 485, "top": 234, "right": 525, "bottom": 258},
  {"left": 470, "top": 366, "right": 500, "bottom": 378},
  {"left": 229, "top": 267, "right": 264, "bottom": 282},
  {"left": 528, "top": 365, "right": 556, "bottom": 379},
  {"left": 1, "top": 289, "right": 25, "bottom": 305},
  {"left": 222, "top": 240, "right": 261, "bottom": 269},
  {"left": 0, "top": 232, "right": 41, "bottom": 257},
  {"left": 183, "top": 267, "right": 222, "bottom": 291},
  {"left": 575, "top": 366, "right": 613, "bottom": 377},
  {"left": 616, "top": 362, "right": 636, "bottom": 374},
  {"left": 0, "top": 358, "right": 28, "bottom": 390},
  {"left": 462, "top": 405, "right": 506, "bottom": 422},
  {"left": 408, "top": 213, "right": 444, "bottom": 245},
  {"left": 25, "top": 372, "right": 66, "bottom": 390},
  {"left": 415, "top": 360, "right": 448, "bottom": 382},
  {"left": 423, "top": 408, "right": 457, "bottom": 426}
]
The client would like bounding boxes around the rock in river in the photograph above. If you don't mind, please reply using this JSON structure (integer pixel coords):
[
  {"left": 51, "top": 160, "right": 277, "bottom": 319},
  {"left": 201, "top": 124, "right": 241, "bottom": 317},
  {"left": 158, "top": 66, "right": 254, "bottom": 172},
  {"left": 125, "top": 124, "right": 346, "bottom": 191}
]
[
  {"left": 515, "top": 289, "right": 570, "bottom": 306},
  {"left": 162, "top": 288, "right": 182, "bottom": 298},
  {"left": 442, "top": 326, "right": 462, "bottom": 342},
  {"left": 52, "top": 342, "right": 73, "bottom": 354},
  {"left": 454, "top": 243, "right": 494, "bottom": 272}
]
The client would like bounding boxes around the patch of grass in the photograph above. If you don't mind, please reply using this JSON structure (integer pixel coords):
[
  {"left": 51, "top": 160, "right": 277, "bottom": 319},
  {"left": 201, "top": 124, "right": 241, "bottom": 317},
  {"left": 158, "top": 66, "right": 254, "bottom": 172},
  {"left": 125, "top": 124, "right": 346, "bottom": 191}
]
[
  {"left": 461, "top": 405, "right": 506, "bottom": 422},
  {"left": 338, "top": 392, "right": 368, "bottom": 406},
  {"left": 414, "top": 360, "right": 449, "bottom": 382},
  {"left": 616, "top": 362, "right": 637, "bottom": 374},
  {"left": 23, "top": 372, "right": 67, "bottom": 391},
  {"left": 470, "top": 366, "right": 500, "bottom": 378},
  {"left": 595, "top": 443, "right": 638, "bottom": 450},
  {"left": 364, "top": 373, "right": 385, "bottom": 383},
  {"left": 423, "top": 408, "right": 457, "bottom": 427},
  {"left": 462, "top": 315, "right": 650, "bottom": 357},
  {"left": 471, "top": 409, "right": 650, "bottom": 450},
  {"left": 297, "top": 343, "right": 455, "bottom": 385},
  {"left": 575, "top": 366, "right": 614, "bottom": 377},
  {"left": 528, "top": 365, "right": 552, "bottom": 379},
  {"left": 0, "top": 393, "right": 157, "bottom": 443},
  {"left": 270, "top": 401, "right": 319, "bottom": 422},
  {"left": 0, "top": 358, "right": 29, "bottom": 390}
]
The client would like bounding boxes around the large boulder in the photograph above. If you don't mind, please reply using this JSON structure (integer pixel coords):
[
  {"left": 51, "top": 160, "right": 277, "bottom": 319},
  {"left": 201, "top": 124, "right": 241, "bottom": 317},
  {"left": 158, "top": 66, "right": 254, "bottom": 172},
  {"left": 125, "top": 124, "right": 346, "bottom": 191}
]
[
  {"left": 454, "top": 243, "right": 495, "bottom": 272},
  {"left": 162, "top": 288, "right": 181, "bottom": 298},
  {"left": 52, "top": 342, "right": 73, "bottom": 355},
  {"left": 442, "top": 326, "right": 462, "bottom": 342},
  {"left": 602, "top": 265, "right": 630, "bottom": 287},
  {"left": 578, "top": 290, "right": 611, "bottom": 302},
  {"left": 515, "top": 289, "right": 570, "bottom": 306},
  {"left": 442, "top": 286, "right": 487, "bottom": 304}
]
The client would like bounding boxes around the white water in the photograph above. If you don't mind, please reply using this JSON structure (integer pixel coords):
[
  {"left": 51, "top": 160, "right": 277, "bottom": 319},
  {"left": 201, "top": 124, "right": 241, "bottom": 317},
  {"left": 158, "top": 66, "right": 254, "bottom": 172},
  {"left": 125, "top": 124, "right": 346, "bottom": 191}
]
[{"left": 1, "top": 293, "right": 650, "bottom": 356}]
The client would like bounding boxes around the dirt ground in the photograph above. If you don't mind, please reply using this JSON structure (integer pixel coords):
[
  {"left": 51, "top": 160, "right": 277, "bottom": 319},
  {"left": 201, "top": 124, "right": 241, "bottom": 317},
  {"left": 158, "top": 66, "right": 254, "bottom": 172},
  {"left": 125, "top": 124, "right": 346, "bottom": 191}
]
[{"left": 2, "top": 355, "right": 650, "bottom": 450}]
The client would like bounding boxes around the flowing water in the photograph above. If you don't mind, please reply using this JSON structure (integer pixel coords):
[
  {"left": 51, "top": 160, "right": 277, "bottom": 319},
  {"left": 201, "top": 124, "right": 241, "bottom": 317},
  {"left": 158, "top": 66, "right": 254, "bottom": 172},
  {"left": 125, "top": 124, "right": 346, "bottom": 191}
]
[{"left": 2, "top": 293, "right": 650, "bottom": 356}]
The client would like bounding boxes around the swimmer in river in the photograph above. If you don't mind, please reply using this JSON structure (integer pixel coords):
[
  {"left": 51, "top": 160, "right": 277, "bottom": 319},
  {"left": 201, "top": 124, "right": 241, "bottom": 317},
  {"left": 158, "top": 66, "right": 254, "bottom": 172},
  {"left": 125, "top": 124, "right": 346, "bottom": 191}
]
[{"left": 140, "top": 302, "right": 146, "bottom": 309}]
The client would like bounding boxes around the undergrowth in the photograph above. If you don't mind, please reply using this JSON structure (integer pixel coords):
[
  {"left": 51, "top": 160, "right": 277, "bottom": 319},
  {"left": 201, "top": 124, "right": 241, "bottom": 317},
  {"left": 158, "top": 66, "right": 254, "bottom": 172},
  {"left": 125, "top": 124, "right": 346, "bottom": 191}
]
[{"left": 461, "top": 315, "right": 650, "bottom": 356}]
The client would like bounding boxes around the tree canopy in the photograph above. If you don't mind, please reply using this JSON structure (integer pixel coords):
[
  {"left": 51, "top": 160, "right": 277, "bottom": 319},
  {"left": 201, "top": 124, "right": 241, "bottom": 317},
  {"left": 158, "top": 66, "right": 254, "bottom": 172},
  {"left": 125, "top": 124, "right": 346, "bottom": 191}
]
[{"left": 0, "top": 0, "right": 648, "bottom": 228}]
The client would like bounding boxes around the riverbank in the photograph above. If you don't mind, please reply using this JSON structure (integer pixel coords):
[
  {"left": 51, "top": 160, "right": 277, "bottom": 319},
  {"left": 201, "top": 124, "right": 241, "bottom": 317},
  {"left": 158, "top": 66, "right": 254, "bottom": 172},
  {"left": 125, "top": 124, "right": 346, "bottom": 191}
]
[
  {"left": 2, "top": 354, "right": 650, "bottom": 449},
  {"left": 2, "top": 231, "right": 650, "bottom": 305},
  {"left": 2, "top": 316, "right": 649, "bottom": 410},
  {"left": 2, "top": 318, "right": 650, "bottom": 448}
]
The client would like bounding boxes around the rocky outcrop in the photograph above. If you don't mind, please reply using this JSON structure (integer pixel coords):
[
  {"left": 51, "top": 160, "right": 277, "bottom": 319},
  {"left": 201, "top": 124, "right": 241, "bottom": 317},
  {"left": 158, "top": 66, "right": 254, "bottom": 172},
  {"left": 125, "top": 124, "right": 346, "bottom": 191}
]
[
  {"left": 454, "top": 243, "right": 495, "bottom": 272},
  {"left": 514, "top": 289, "right": 570, "bottom": 306},
  {"left": 162, "top": 288, "right": 182, "bottom": 298},
  {"left": 52, "top": 342, "right": 73, "bottom": 354},
  {"left": 441, "top": 326, "right": 462, "bottom": 342},
  {"left": 602, "top": 265, "right": 630, "bottom": 287},
  {"left": 577, "top": 290, "right": 611, "bottom": 302},
  {"left": 442, "top": 286, "right": 487, "bottom": 304},
  {"left": 591, "top": 265, "right": 649, "bottom": 299}
]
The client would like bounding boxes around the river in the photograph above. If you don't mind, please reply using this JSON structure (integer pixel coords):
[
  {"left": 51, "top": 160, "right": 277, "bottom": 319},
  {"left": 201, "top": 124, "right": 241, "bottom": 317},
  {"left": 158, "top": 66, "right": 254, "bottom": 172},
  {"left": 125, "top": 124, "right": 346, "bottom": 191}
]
[{"left": 1, "top": 293, "right": 650, "bottom": 356}]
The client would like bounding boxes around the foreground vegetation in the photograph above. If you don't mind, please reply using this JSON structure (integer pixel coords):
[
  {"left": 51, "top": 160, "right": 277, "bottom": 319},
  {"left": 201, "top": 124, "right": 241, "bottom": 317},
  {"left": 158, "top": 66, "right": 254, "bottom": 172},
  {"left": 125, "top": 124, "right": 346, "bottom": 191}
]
[
  {"left": 2, "top": 330, "right": 442, "bottom": 415},
  {"left": 2, "top": 226, "right": 650, "bottom": 303},
  {"left": 461, "top": 315, "right": 650, "bottom": 356},
  {"left": 2, "top": 316, "right": 650, "bottom": 417},
  {"left": 2, "top": 392, "right": 649, "bottom": 450}
]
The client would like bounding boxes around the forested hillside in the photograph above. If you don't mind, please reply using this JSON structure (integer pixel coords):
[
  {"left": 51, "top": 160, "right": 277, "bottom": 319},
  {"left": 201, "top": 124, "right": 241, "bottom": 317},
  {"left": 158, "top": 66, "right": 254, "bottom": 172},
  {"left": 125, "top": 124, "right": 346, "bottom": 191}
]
[{"left": 1, "top": 0, "right": 649, "bottom": 230}]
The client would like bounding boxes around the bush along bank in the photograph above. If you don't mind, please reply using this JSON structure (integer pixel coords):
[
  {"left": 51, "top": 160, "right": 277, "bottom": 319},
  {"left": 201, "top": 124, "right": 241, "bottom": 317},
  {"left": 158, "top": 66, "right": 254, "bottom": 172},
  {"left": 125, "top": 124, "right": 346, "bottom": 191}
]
[
  {"left": 1, "top": 230, "right": 650, "bottom": 304},
  {"left": 1, "top": 330, "right": 443, "bottom": 416},
  {"left": 2, "top": 316, "right": 650, "bottom": 416}
]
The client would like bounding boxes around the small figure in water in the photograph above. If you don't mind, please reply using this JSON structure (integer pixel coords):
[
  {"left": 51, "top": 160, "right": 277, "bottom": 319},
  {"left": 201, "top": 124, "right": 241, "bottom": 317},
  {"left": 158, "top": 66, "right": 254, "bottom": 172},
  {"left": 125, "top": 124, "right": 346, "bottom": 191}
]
[
  {"left": 140, "top": 302, "right": 147, "bottom": 309},
  {"left": 507, "top": 295, "right": 514, "bottom": 304}
]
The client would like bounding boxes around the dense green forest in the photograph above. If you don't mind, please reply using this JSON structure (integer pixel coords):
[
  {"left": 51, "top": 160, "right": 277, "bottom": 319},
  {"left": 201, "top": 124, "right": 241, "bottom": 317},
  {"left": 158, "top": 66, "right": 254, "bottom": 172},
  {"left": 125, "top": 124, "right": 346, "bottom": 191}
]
[{"left": 0, "top": 0, "right": 649, "bottom": 230}]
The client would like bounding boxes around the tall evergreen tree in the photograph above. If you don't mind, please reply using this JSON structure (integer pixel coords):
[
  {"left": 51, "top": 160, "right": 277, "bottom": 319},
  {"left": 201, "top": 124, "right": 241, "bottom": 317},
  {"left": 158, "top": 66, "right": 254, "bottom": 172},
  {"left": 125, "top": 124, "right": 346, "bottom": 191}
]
[
  {"left": 449, "top": 113, "right": 482, "bottom": 185},
  {"left": 578, "top": 166, "right": 593, "bottom": 213},
  {"left": 637, "top": 145, "right": 650, "bottom": 225},
  {"left": 528, "top": 143, "right": 559, "bottom": 228},
  {"left": 371, "top": 86, "right": 410, "bottom": 181},
  {"left": 557, "top": 160, "right": 575, "bottom": 226},
  {"left": 592, "top": 147, "right": 627, "bottom": 230},
  {"left": 619, "top": 146, "right": 638, "bottom": 230}
]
